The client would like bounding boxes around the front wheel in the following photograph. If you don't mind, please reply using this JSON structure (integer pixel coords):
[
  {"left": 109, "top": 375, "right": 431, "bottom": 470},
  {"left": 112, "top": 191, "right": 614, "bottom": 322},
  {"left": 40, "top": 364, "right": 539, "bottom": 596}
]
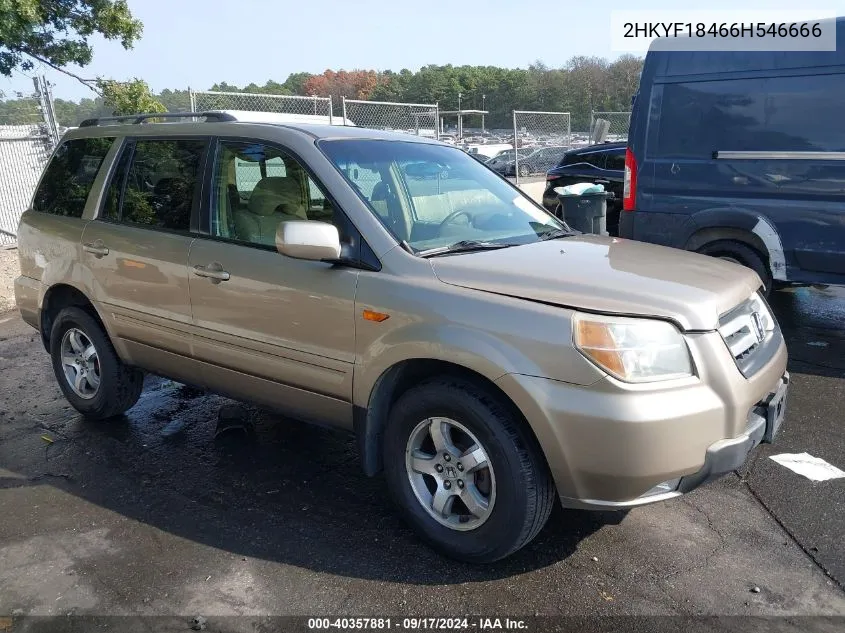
[
  {"left": 49, "top": 307, "right": 144, "bottom": 419},
  {"left": 518, "top": 164, "right": 530, "bottom": 177},
  {"left": 697, "top": 240, "right": 772, "bottom": 296},
  {"left": 383, "top": 379, "right": 555, "bottom": 563}
]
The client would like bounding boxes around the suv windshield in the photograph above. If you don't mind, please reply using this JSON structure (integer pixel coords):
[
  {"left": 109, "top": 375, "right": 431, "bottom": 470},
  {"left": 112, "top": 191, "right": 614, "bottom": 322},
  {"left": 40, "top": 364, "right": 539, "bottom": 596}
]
[{"left": 319, "top": 139, "right": 564, "bottom": 253}]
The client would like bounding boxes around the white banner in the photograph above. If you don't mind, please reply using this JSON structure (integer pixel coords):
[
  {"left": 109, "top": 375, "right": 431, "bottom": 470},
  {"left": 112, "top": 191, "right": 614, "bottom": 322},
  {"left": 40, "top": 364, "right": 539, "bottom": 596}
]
[{"left": 610, "top": 11, "right": 839, "bottom": 52}]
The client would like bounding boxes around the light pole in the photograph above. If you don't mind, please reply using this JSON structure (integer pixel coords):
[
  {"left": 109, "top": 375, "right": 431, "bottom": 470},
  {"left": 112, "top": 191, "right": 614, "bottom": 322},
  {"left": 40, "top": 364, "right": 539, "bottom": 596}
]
[
  {"left": 457, "top": 92, "right": 462, "bottom": 140},
  {"left": 482, "top": 94, "right": 486, "bottom": 133}
]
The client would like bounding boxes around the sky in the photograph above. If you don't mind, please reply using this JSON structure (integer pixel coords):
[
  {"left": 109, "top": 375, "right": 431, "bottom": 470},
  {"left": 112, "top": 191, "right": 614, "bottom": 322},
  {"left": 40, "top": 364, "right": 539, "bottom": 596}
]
[{"left": 1, "top": 0, "right": 840, "bottom": 103}]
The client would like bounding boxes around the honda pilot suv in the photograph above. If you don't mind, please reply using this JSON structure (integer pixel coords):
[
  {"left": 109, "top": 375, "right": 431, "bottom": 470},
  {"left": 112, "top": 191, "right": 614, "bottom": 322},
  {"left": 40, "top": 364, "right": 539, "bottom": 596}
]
[{"left": 15, "top": 111, "right": 789, "bottom": 563}]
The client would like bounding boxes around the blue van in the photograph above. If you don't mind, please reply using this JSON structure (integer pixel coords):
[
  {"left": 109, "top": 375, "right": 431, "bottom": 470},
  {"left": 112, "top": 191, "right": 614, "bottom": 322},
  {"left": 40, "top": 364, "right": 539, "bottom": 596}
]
[{"left": 620, "top": 17, "right": 845, "bottom": 293}]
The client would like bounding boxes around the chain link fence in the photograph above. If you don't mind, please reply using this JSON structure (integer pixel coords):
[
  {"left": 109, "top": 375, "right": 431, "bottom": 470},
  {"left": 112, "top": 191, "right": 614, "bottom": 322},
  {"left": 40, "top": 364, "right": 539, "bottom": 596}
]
[
  {"left": 342, "top": 98, "right": 438, "bottom": 137},
  {"left": 0, "top": 77, "right": 59, "bottom": 245},
  {"left": 589, "top": 111, "right": 631, "bottom": 144},
  {"left": 512, "top": 111, "right": 572, "bottom": 185},
  {"left": 189, "top": 90, "right": 334, "bottom": 121}
]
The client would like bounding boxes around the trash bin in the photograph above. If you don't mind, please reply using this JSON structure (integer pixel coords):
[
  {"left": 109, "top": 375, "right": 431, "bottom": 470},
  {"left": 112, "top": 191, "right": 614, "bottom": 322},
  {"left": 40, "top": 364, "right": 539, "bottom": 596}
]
[{"left": 554, "top": 191, "right": 614, "bottom": 235}]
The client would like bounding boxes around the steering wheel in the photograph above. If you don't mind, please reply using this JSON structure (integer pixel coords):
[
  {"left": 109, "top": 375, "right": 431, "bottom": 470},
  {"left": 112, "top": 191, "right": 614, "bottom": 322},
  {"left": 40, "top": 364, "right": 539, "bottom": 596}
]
[{"left": 438, "top": 208, "right": 474, "bottom": 233}]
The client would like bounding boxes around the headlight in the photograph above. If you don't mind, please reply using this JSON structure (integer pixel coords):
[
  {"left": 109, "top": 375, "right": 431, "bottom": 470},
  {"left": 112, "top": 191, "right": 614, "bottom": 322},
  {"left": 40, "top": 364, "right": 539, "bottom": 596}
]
[{"left": 573, "top": 313, "right": 694, "bottom": 383}]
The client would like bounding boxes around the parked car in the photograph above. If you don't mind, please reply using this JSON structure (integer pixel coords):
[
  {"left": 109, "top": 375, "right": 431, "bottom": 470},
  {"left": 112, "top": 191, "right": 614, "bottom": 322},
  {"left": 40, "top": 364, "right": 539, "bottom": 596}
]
[
  {"left": 16, "top": 111, "right": 788, "bottom": 563},
  {"left": 542, "top": 142, "right": 625, "bottom": 235},
  {"left": 515, "top": 146, "right": 570, "bottom": 177},
  {"left": 490, "top": 147, "right": 570, "bottom": 177},
  {"left": 485, "top": 149, "right": 518, "bottom": 174},
  {"left": 621, "top": 16, "right": 845, "bottom": 294}
]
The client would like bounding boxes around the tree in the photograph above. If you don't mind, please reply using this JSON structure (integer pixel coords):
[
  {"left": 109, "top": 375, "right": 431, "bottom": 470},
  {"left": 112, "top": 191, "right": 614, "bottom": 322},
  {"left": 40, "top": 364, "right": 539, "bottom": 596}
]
[
  {"left": 0, "top": 0, "right": 142, "bottom": 84},
  {"left": 96, "top": 78, "right": 165, "bottom": 115},
  {"left": 303, "top": 70, "right": 378, "bottom": 100}
]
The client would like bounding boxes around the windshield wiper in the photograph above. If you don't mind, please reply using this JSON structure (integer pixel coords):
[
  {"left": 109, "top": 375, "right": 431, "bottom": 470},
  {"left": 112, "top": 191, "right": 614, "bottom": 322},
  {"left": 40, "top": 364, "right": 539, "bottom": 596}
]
[
  {"left": 417, "top": 240, "right": 516, "bottom": 258},
  {"left": 537, "top": 227, "right": 579, "bottom": 241}
]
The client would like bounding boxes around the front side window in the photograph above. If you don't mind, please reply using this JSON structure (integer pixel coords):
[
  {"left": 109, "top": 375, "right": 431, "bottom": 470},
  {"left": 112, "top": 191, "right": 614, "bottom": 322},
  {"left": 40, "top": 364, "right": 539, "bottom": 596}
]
[
  {"left": 319, "top": 139, "right": 564, "bottom": 253},
  {"left": 210, "top": 141, "right": 338, "bottom": 247},
  {"left": 102, "top": 139, "right": 206, "bottom": 232},
  {"left": 33, "top": 137, "right": 114, "bottom": 218}
]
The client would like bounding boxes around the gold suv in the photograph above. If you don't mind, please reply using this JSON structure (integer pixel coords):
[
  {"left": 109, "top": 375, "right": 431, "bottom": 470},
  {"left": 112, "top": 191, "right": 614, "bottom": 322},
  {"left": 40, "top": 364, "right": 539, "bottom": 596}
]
[{"left": 15, "top": 112, "right": 789, "bottom": 562}]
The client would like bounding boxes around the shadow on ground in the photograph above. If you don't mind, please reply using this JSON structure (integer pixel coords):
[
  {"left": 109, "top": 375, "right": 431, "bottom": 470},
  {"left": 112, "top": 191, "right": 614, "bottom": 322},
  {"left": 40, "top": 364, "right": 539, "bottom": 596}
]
[{"left": 0, "top": 375, "right": 617, "bottom": 584}]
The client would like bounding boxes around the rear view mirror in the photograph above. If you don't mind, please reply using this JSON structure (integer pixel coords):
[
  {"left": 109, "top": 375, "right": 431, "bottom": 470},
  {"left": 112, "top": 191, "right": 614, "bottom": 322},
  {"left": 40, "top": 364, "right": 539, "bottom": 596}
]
[{"left": 275, "top": 221, "right": 341, "bottom": 261}]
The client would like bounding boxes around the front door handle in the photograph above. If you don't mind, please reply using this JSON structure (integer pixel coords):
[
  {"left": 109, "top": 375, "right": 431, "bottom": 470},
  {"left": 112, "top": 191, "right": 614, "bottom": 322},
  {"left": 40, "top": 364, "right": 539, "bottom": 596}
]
[
  {"left": 594, "top": 179, "right": 610, "bottom": 185},
  {"left": 193, "top": 263, "right": 230, "bottom": 283},
  {"left": 82, "top": 240, "right": 109, "bottom": 258}
]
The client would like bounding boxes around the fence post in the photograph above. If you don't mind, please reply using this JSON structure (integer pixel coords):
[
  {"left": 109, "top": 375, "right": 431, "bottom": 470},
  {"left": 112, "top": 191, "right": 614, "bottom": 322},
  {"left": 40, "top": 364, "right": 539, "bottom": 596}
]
[
  {"left": 513, "top": 110, "right": 520, "bottom": 185},
  {"left": 566, "top": 113, "right": 572, "bottom": 149},
  {"left": 341, "top": 96, "right": 348, "bottom": 126},
  {"left": 435, "top": 102, "right": 440, "bottom": 140},
  {"left": 329, "top": 98, "right": 334, "bottom": 126},
  {"left": 189, "top": 87, "right": 196, "bottom": 112}
]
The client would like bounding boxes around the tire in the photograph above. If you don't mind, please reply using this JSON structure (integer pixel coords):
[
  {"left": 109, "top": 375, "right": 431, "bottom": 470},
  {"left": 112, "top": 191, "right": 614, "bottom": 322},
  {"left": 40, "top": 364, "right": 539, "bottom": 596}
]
[
  {"left": 383, "top": 378, "right": 555, "bottom": 563},
  {"left": 49, "top": 306, "right": 144, "bottom": 419},
  {"left": 518, "top": 164, "right": 530, "bottom": 178},
  {"left": 697, "top": 239, "right": 772, "bottom": 296}
]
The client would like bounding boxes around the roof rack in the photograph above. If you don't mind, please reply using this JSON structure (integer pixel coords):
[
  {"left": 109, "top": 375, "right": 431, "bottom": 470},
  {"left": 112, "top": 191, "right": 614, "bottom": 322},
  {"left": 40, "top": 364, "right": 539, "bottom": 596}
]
[{"left": 78, "top": 111, "right": 237, "bottom": 127}]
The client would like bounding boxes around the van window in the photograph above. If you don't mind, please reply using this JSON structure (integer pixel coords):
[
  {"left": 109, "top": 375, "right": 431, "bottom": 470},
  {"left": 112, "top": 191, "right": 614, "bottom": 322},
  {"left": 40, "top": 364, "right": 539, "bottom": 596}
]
[
  {"left": 656, "top": 73, "right": 845, "bottom": 158},
  {"left": 32, "top": 137, "right": 114, "bottom": 218}
]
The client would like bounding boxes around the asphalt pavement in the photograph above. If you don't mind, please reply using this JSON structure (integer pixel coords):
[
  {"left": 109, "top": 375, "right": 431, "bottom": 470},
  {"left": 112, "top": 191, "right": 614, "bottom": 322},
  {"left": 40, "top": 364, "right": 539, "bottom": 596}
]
[{"left": 0, "top": 285, "right": 843, "bottom": 625}]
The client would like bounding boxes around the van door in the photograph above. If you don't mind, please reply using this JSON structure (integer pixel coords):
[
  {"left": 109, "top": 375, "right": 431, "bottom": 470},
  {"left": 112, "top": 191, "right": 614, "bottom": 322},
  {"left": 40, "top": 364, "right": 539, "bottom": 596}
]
[{"left": 646, "top": 73, "right": 845, "bottom": 283}]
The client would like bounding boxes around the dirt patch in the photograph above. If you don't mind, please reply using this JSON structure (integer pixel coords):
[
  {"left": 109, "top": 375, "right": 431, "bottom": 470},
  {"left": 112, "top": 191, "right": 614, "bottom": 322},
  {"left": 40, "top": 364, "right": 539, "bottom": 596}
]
[{"left": 0, "top": 246, "right": 20, "bottom": 313}]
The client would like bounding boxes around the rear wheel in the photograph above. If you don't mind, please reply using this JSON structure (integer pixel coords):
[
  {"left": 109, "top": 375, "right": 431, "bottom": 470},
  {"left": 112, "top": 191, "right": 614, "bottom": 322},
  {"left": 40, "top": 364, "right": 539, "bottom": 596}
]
[
  {"left": 518, "top": 164, "right": 530, "bottom": 178},
  {"left": 383, "top": 378, "right": 555, "bottom": 563},
  {"left": 49, "top": 307, "right": 144, "bottom": 419},
  {"left": 697, "top": 239, "right": 772, "bottom": 296}
]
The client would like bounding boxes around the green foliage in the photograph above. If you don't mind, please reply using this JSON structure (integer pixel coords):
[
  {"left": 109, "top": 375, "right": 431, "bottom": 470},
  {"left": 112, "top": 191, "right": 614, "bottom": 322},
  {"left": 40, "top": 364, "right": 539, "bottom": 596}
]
[
  {"left": 0, "top": 0, "right": 142, "bottom": 77},
  {"left": 0, "top": 59, "right": 643, "bottom": 129},
  {"left": 96, "top": 78, "right": 166, "bottom": 116}
]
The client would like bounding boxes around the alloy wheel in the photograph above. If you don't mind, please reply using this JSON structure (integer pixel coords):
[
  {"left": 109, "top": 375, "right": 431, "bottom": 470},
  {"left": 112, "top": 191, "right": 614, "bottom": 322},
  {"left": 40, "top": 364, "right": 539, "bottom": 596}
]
[
  {"left": 405, "top": 417, "right": 496, "bottom": 531},
  {"left": 60, "top": 327, "right": 101, "bottom": 399}
]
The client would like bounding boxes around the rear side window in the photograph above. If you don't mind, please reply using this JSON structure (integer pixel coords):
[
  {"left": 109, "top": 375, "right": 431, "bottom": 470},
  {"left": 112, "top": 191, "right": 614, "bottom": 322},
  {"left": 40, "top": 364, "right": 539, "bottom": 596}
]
[
  {"left": 656, "top": 73, "right": 845, "bottom": 158},
  {"left": 605, "top": 150, "right": 625, "bottom": 171},
  {"left": 32, "top": 137, "right": 114, "bottom": 218},
  {"left": 581, "top": 152, "right": 606, "bottom": 168},
  {"left": 102, "top": 139, "right": 207, "bottom": 232}
]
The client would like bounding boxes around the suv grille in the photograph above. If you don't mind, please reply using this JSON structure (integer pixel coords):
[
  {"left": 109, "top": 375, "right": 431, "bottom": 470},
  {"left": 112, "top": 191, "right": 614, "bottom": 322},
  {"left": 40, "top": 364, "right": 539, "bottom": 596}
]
[{"left": 718, "top": 293, "right": 776, "bottom": 376}]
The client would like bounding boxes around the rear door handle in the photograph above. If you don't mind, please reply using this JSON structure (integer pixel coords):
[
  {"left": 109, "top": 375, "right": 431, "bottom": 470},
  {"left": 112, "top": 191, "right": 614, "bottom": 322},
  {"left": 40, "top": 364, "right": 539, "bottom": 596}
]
[
  {"left": 82, "top": 241, "right": 109, "bottom": 257},
  {"left": 193, "top": 264, "right": 230, "bottom": 283},
  {"left": 594, "top": 179, "right": 610, "bottom": 185}
]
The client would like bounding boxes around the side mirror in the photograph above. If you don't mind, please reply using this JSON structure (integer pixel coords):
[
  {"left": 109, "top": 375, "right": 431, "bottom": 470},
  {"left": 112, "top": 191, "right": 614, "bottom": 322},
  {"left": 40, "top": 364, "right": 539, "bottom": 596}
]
[{"left": 275, "top": 221, "right": 341, "bottom": 262}]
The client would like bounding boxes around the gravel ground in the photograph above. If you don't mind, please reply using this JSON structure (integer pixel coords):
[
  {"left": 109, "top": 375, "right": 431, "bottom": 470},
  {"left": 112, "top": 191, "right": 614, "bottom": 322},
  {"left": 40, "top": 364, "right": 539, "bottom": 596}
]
[{"left": 0, "top": 246, "right": 20, "bottom": 313}]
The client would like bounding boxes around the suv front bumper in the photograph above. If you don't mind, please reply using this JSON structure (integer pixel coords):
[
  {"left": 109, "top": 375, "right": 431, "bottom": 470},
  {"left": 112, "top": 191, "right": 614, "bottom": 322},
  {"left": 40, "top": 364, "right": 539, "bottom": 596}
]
[
  {"left": 564, "top": 371, "right": 789, "bottom": 510},
  {"left": 495, "top": 330, "right": 788, "bottom": 510}
]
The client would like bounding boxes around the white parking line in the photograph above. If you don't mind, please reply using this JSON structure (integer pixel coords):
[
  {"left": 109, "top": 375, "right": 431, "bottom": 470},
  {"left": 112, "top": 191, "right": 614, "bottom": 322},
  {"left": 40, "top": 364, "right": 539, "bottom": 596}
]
[{"left": 769, "top": 453, "right": 845, "bottom": 481}]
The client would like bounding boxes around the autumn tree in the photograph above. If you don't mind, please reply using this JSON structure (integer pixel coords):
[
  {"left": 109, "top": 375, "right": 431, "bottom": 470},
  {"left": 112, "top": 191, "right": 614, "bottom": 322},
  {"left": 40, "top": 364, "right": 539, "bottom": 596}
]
[{"left": 303, "top": 70, "right": 379, "bottom": 100}]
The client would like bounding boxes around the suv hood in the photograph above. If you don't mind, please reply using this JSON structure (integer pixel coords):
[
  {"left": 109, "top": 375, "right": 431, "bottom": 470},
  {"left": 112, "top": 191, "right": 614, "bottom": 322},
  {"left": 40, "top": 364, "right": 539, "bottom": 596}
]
[{"left": 430, "top": 235, "right": 762, "bottom": 331}]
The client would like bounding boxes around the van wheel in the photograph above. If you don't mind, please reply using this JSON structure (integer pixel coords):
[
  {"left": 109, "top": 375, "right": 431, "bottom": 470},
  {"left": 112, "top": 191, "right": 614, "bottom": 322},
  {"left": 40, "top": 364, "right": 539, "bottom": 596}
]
[
  {"left": 697, "top": 240, "right": 772, "bottom": 296},
  {"left": 383, "top": 378, "right": 555, "bottom": 563},
  {"left": 49, "top": 307, "right": 144, "bottom": 420}
]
